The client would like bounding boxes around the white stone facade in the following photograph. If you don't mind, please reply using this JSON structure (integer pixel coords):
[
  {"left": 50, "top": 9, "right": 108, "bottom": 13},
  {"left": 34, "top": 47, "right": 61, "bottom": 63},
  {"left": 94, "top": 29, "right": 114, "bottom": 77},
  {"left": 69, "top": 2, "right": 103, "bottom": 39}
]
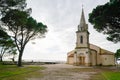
[{"left": 67, "top": 8, "right": 115, "bottom": 66}]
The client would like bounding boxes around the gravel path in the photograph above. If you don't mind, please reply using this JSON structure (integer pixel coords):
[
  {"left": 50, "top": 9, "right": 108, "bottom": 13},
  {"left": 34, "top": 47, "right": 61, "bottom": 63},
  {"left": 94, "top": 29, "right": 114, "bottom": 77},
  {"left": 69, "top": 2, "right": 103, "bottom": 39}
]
[{"left": 28, "top": 64, "right": 96, "bottom": 80}]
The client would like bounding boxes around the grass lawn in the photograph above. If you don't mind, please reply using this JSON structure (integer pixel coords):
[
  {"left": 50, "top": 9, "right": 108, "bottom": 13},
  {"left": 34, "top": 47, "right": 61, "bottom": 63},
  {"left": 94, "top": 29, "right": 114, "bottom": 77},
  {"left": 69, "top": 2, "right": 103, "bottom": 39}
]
[
  {"left": 1, "top": 63, "right": 120, "bottom": 80},
  {"left": 102, "top": 71, "right": 120, "bottom": 80},
  {"left": 0, "top": 64, "right": 45, "bottom": 80},
  {"left": 93, "top": 67, "right": 120, "bottom": 80}
]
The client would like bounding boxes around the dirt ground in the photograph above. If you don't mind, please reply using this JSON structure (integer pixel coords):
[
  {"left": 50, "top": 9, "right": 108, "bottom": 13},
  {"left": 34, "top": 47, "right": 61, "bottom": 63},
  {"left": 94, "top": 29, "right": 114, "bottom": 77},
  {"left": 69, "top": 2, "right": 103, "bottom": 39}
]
[{"left": 27, "top": 64, "right": 98, "bottom": 80}]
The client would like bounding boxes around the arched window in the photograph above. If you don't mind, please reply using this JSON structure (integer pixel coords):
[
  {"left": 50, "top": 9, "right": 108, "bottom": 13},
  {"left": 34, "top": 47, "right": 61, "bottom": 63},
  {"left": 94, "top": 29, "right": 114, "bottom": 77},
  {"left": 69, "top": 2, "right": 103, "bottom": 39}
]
[{"left": 80, "top": 36, "right": 83, "bottom": 43}]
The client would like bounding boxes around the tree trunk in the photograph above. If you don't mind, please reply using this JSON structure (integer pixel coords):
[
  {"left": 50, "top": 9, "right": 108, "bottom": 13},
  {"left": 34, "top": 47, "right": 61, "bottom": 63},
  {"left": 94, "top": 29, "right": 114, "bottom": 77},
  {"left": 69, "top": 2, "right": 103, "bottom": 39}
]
[
  {"left": 17, "top": 49, "right": 24, "bottom": 67},
  {"left": 0, "top": 48, "right": 5, "bottom": 62},
  {"left": 12, "top": 57, "right": 15, "bottom": 63},
  {"left": 0, "top": 57, "right": 2, "bottom": 62},
  {"left": 0, "top": 54, "right": 4, "bottom": 62}
]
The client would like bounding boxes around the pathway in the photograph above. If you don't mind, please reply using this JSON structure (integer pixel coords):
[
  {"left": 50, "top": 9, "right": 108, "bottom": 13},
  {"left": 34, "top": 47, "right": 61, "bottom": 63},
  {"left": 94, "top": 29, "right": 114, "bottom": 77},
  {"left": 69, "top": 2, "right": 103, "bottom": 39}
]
[{"left": 28, "top": 64, "right": 97, "bottom": 80}]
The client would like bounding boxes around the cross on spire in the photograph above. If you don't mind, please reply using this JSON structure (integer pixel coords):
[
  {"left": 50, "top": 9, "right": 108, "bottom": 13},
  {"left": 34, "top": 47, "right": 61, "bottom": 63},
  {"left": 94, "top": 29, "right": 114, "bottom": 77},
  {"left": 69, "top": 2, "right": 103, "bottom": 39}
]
[{"left": 82, "top": 4, "right": 83, "bottom": 8}]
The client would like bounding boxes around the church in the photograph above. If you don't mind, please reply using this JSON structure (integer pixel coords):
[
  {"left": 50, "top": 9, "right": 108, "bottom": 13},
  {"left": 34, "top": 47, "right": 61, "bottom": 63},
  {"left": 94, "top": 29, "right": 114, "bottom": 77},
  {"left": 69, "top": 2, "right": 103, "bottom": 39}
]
[{"left": 67, "top": 8, "right": 115, "bottom": 66}]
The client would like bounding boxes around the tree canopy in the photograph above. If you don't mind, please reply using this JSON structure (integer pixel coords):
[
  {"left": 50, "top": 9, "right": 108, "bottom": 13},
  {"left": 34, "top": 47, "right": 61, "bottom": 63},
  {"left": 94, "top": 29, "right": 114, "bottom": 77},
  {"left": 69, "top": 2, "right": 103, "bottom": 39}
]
[
  {"left": 89, "top": 0, "right": 120, "bottom": 43},
  {"left": 115, "top": 49, "right": 120, "bottom": 59},
  {"left": 0, "top": 0, "right": 26, "bottom": 15},
  {"left": 0, "top": 30, "right": 16, "bottom": 62},
  {"left": 0, "top": 0, "right": 47, "bottom": 67}
]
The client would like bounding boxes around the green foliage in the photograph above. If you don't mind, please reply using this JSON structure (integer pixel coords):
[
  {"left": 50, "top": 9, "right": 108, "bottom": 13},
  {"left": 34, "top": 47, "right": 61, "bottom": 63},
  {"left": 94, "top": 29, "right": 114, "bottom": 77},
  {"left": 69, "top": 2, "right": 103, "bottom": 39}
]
[
  {"left": 89, "top": 0, "right": 120, "bottom": 43},
  {"left": 0, "top": 0, "right": 47, "bottom": 66},
  {"left": 115, "top": 49, "right": 120, "bottom": 59},
  {"left": 1, "top": 9, "right": 29, "bottom": 27},
  {"left": 0, "top": 0, "right": 26, "bottom": 16},
  {"left": 26, "top": 17, "right": 47, "bottom": 38},
  {"left": 0, "top": 30, "right": 9, "bottom": 39},
  {"left": 0, "top": 29, "right": 17, "bottom": 62}
]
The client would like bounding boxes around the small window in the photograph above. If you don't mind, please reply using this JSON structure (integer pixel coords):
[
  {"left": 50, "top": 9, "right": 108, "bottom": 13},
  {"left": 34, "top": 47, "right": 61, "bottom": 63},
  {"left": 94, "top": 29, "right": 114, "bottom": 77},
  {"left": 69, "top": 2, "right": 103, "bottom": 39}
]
[{"left": 80, "top": 36, "right": 83, "bottom": 43}]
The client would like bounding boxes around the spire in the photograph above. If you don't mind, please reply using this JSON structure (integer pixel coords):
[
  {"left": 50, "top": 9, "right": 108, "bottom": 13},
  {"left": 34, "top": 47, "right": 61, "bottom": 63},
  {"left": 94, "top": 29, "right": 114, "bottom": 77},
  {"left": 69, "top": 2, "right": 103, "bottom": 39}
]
[
  {"left": 80, "top": 7, "right": 86, "bottom": 27},
  {"left": 78, "top": 6, "right": 88, "bottom": 31}
]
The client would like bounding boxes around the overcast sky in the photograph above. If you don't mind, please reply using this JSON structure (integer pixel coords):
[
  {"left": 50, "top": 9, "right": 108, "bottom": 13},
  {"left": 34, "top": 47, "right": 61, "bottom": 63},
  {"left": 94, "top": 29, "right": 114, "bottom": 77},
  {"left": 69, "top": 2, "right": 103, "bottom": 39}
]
[{"left": 15, "top": 0, "right": 120, "bottom": 62}]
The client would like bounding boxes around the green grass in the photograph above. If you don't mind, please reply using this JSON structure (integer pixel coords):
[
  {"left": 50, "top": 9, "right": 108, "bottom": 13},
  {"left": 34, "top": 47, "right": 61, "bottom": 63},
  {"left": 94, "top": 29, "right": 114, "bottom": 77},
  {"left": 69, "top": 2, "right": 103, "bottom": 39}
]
[
  {"left": 102, "top": 71, "right": 120, "bottom": 80},
  {"left": 92, "top": 67, "right": 120, "bottom": 80},
  {"left": 0, "top": 64, "right": 45, "bottom": 80}
]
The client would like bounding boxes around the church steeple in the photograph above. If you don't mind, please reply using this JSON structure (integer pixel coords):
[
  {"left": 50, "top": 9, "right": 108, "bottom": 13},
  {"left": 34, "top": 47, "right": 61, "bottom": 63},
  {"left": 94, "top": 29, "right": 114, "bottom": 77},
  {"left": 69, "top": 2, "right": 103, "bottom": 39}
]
[
  {"left": 76, "top": 7, "right": 89, "bottom": 48},
  {"left": 78, "top": 8, "right": 88, "bottom": 31},
  {"left": 80, "top": 8, "right": 86, "bottom": 27}
]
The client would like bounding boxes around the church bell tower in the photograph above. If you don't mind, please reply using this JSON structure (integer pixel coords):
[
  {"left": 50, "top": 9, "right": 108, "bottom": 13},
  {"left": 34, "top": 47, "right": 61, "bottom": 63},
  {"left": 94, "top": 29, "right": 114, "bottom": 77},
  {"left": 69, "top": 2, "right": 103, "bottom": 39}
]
[
  {"left": 76, "top": 8, "right": 89, "bottom": 48},
  {"left": 74, "top": 8, "right": 90, "bottom": 66}
]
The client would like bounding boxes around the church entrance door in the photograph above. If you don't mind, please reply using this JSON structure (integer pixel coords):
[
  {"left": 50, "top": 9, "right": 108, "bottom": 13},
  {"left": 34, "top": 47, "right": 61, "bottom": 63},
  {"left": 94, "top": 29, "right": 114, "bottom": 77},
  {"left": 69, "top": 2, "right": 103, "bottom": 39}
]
[{"left": 79, "top": 56, "right": 85, "bottom": 65}]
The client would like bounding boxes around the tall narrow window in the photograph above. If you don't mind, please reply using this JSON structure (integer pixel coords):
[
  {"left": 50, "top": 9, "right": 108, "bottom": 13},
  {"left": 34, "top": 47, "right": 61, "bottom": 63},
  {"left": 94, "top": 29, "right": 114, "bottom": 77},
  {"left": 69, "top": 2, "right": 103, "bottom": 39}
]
[{"left": 80, "top": 36, "right": 83, "bottom": 43}]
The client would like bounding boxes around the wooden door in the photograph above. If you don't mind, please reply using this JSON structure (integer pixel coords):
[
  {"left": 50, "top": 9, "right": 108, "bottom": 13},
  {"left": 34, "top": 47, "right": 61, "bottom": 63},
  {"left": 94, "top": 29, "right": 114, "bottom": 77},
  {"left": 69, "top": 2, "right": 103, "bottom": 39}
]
[{"left": 79, "top": 56, "right": 85, "bottom": 65}]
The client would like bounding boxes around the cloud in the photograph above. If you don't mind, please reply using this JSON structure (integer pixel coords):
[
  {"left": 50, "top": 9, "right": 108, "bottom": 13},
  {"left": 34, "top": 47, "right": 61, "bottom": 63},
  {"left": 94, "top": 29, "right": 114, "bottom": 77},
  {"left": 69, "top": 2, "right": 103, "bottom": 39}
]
[{"left": 21, "top": 0, "right": 120, "bottom": 61}]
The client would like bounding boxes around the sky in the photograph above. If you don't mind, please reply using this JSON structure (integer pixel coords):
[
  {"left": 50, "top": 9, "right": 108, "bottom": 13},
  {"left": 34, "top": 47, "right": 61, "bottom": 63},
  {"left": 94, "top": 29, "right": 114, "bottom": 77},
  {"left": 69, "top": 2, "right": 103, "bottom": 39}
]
[{"left": 6, "top": 0, "right": 120, "bottom": 62}]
